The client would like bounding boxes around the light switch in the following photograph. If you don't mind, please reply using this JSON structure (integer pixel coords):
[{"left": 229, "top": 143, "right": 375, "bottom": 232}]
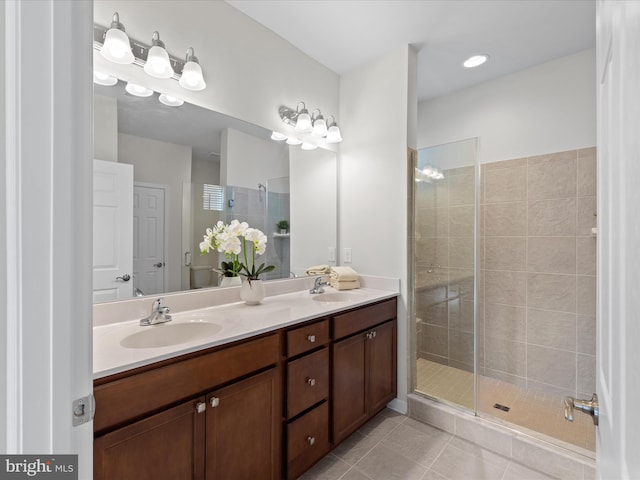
[
  {"left": 344, "top": 248, "right": 352, "bottom": 263},
  {"left": 328, "top": 247, "right": 336, "bottom": 262}
]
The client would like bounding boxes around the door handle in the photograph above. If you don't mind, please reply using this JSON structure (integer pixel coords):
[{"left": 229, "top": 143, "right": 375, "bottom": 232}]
[
  {"left": 116, "top": 274, "right": 131, "bottom": 282},
  {"left": 564, "top": 393, "right": 599, "bottom": 426},
  {"left": 154, "top": 262, "right": 165, "bottom": 268}
]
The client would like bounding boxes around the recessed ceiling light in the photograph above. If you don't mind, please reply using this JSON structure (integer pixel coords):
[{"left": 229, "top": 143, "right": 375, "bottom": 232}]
[{"left": 463, "top": 54, "right": 489, "bottom": 68}]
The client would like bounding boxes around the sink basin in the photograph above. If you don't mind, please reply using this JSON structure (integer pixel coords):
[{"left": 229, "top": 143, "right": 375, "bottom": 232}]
[
  {"left": 120, "top": 322, "right": 222, "bottom": 349},
  {"left": 311, "top": 292, "right": 359, "bottom": 303}
]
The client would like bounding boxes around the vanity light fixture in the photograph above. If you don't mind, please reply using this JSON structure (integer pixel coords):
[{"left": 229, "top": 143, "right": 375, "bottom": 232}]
[
  {"left": 93, "top": 71, "right": 118, "bottom": 86},
  {"left": 285, "top": 137, "right": 303, "bottom": 146},
  {"left": 95, "top": 14, "right": 207, "bottom": 91},
  {"left": 125, "top": 82, "right": 154, "bottom": 97},
  {"left": 463, "top": 54, "right": 489, "bottom": 68},
  {"left": 143, "top": 31, "right": 174, "bottom": 79},
  {"left": 278, "top": 103, "right": 343, "bottom": 143},
  {"left": 179, "top": 48, "right": 207, "bottom": 91},
  {"left": 158, "top": 93, "right": 184, "bottom": 107},
  {"left": 100, "top": 12, "right": 135, "bottom": 64},
  {"left": 271, "top": 131, "right": 287, "bottom": 141},
  {"left": 301, "top": 142, "right": 318, "bottom": 151}
]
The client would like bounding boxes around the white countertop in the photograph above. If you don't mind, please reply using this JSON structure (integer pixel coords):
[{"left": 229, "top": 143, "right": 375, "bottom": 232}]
[{"left": 93, "top": 277, "right": 399, "bottom": 379}]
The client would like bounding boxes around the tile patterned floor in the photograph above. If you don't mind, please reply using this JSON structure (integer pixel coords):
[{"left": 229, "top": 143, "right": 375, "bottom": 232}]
[
  {"left": 300, "top": 409, "right": 559, "bottom": 480},
  {"left": 415, "top": 359, "right": 595, "bottom": 452}
]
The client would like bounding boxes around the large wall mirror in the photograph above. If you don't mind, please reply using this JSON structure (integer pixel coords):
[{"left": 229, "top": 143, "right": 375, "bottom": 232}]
[{"left": 92, "top": 81, "right": 337, "bottom": 303}]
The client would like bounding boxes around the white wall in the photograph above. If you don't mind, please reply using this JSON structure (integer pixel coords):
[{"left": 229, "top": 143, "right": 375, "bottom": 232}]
[
  {"left": 290, "top": 147, "right": 337, "bottom": 275},
  {"left": 118, "top": 133, "right": 192, "bottom": 293},
  {"left": 339, "top": 46, "right": 417, "bottom": 410},
  {"left": 0, "top": 0, "right": 7, "bottom": 454},
  {"left": 221, "top": 128, "right": 288, "bottom": 189},
  {"left": 419, "top": 49, "right": 596, "bottom": 162},
  {"left": 93, "top": 1, "right": 339, "bottom": 139},
  {"left": 93, "top": 94, "right": 118, "bottom": 162}
]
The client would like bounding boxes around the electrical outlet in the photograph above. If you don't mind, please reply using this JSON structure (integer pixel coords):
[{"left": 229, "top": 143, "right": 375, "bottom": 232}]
[
  {"left": 344, "top": 248, "right": 352, "bottom": 263},
  {"left": 328, "top": 247, "right": 336, "bottom": 262}
]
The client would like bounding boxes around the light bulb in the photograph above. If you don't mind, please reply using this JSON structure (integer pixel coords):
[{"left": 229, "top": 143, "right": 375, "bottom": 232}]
[
  {"left": 93, "top": 71, "right": 117, "bottom": 86},
  {"left": 143, "top": 32, "right": 174, "bottom": 79},
  {"left": 179, "top": 48, "right": 207, "bottom": 91},
  {"left": 325, "top": 125, "right": 343, "bottom": 143},
  {"left": 463, "top": 54, "right": 489, "bottom": 68},
  {"left": 100, "top": 13, "right": 134, "bottom": 64},
  {"left": 295, "top": 112, "right": 312, "bottom": 133}
]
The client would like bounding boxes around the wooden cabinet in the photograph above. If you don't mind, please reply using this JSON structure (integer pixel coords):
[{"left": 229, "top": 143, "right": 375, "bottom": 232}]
[
  {"left": 284, "top": 318, "right": 331, "bottom": 480},
  {"left": 94, "top": 334, "right": 280, "bottom": 480},
  {"left": 332, "top": 299, "right": 397, "bottom": 445}
]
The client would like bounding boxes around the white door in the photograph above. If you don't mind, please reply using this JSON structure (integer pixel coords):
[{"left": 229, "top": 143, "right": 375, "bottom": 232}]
[
  {"left": 93, "top": 160, "right": 133, "bottom": 303},
  {"left": 596, "top": 1, "right": 640, "bottom": 478},
  {"left": 133, "top": 184, "right": 167, "bottom": 296}
]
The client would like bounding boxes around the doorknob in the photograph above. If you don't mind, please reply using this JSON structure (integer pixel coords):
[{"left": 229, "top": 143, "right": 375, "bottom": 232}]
[
  {"left": 154, "top": 262, "right": 165, "bottom": 268},
  {"left": 116, "top": 274, "right": 131, "bottom": 282},
  {"left": 564, "top": 393, "right": 599, "bottom": 426}
]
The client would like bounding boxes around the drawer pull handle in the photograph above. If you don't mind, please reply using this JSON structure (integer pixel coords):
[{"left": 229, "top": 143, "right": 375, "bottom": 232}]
[
  {"left": 306, "top": 435, "right": 315, "bottom": 446},
  {"left": 306, "top": 377, "right": 316, "bottom": 387},
  {"left": 210, "top": 397, "right": 220, "bottom": 408},
  {"left": 366, "top": 331, "right": 377, "bottom": 340},
  {"left": 307, "top": 335, "right": 316, "bottom": 343},
  {"left": 196, "top": 402, "right": 206, "bottom": 414}
]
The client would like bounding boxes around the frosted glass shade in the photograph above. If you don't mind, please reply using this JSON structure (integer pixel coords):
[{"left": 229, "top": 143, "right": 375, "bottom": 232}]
[
  {"left": 101, "top": 28, "right": 134, "bottom": 64},
  {"left": 301, "top": 142, "right": 318, "bottom": 151},
  {"left": 179, "top": 61, "right": 206, "bottom": 91},
  {"left": 144, "top": 45, "right": 174, "bottom": 79},
  {"left": 158, "top": 94, "right": 184, "bottom": 107},
  {"left": 271, "top": 131, "right": 287, "bottom": 141},
  {"left": 93, "top": 71, "right": 117, "bottom": 86},
  {"left": 312, "top": 118, "right": 327, "bottom": 137},
  {"left": 325, "top": 125, "right": 343, "bottom": 143},
  {"left": 295, "top": 112, "right": 312, "bottom": 133},
  {"left": 125, "top": 82, "right": 153, "bottom": 97}
]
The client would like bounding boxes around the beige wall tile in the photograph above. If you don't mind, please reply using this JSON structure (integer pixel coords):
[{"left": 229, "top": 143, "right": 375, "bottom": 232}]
[
  {"left": 527, "top": 237, "right": 576, "bottom": 274},
  {"left": 577, "top": 353, "right": 596, "bottom": 395},
  {"left": 484, "top": 201, "right": 527, "bottom": 236},
  {"left": 449, "top": 330, "right": 474, "bottom": 365},
  {"left": 416, "top": 237, "right": 449, "bottom": 268},
  {"left": 527, "top": 150, "right": 577, "bottom": 200},
  {"left": 419, "top": 301, "right": 447, "bottom": 328},
  {"left": 417, "top": 181, "right": 449, "bottom": 210},
  {"left": 484, "top": 166, "right": 527, "bottom": 203},
  {"left": 448, "top": 268, "right": 475, "bottom": 301},
  {"left": 449, "top": 237, "right": 474, "bottom": 268},
  {"left": 485, "top": 303, "right": 526, "bottom": 342},
  {"left": 577, "top": 196, "right": 597, "bottom": 235},
  {"left": 527, "top": 308, "right": 577, "bottom": 351},
  {"left": 527, "top": 344, "right": 576, "bottom": 390},
  {"left": 527, "top": 273, "right": 576, "bottom": 312},
  {"left": 448, "top": 173, "right": 475, "bottom": 206},
  {"left": 424, "top": 324, "right": 448, "bottom": 357},
  {"left": 526, "top": 379, "right": 576, "bottom": 398},
  {"left": 449, "top": 205, "right": 474, "bottom": 237},
  {"left": 577, "top": 147, "right": 597, "bottom": 196},
  {"left": 449, "top": 299, "right": 474, "bottom": 332},
  {"left": 527, "top": 198, "right": 576, "bottom": 236},
  {"left": 483, "top": 157, "right": 528, "bottom": 170},
  {"left": 481, "top": 368, "right": 527, "bottom": 388},
  {"left": 576, "top": 237, "right": 596, "bottom": 275},
  {"left": 485, "top": 270, "right": 527, "bottom": 306},
  {"left": 416, "top": 207, "right": 448, "bottom": 237},
  {"left": 485, "top": 237, "right": 526, "bottom": 271},
  {"left": 577, "top": 315, "right": 596, "bottom": 355},
  {"left": 577, "top": 275, "right": 596, "bottom": 316},
  {"left": 485, "top": 336, "right": 526, "bottom": 376}
]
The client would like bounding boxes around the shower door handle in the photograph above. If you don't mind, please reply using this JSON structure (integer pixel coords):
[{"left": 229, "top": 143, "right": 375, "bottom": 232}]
[{"left": 564, "top": 393, "right": 598, "bottom": 426}]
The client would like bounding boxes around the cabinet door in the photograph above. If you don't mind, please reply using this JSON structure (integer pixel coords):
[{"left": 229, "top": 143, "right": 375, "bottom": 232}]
[
  {"left": 205, "top": 368, "right": 281, "bottom": 480},
  {"left": 367, "top": 320, "right": 397, "bottom": 415},
  {"left": 332, "top": 332, "right": 367, "bottom": 445},
  {"left": 94, "top": 397, "right": 206, "bottom": 480}
]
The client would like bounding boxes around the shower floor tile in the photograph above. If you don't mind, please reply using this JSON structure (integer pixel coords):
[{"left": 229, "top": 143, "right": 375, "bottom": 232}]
[{"left": 416, "top": 358, "right": 596, "bottom": 452}]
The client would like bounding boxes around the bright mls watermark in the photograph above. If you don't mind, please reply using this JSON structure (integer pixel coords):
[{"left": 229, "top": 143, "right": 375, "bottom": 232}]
[{"left": 0, "top": 456, "right": 77, "bottom": 479}]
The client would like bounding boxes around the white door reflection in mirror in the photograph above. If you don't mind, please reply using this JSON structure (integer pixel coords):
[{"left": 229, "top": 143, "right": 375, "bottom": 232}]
[
  {"left": 93, "top": 159, "right": 133, "bottom": 303},
  {"left": 133, "top": 184, "right": 167, "bottom": 296}
]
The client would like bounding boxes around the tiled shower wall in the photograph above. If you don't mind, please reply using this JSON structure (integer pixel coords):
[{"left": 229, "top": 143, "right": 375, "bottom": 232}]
[
  {"left": 479, "top": 147, "right": 597, "bottom": 398},
  {"left": 415, "top": 166, "right": 476, "bottom": 372}
]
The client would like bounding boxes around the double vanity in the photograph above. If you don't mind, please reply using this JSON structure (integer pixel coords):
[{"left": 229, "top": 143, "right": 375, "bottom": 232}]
[{"left": 92, "top": 276, "right": 399, "bottom": 479}]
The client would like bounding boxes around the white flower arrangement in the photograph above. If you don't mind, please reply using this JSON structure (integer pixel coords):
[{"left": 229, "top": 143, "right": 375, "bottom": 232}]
[{"left": 200, "top": 219, "right": 274, "bottom": 281}]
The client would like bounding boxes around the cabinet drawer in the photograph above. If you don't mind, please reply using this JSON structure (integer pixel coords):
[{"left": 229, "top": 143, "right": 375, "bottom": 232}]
[
  {"left": 333, "top": 297, "right": 397, "bottom": 340},
  {"left": 287, "top": 318, "right": 329, "bottom": 357},
  {"left": 287, "top": 402, "right": 330, "bottom": 480},
  {"left": 94, "top": 333, "right": 280, "bottom": 434},
  {"left": 286, "top": 348, "right": 329, "bottom": 419}
]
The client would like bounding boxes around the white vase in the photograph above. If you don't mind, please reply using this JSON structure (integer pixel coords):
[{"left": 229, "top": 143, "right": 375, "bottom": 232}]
[
  {"left": 220, "top": 276, "right": 242, "bottom": 287},
  {"left": 240, "top": 279, "right": 265, "bottom": 305}
]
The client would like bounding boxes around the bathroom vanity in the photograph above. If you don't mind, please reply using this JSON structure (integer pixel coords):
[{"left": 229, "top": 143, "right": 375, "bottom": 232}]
[{"left": 92, "top": 280, "right": 398, "bottom": 479}]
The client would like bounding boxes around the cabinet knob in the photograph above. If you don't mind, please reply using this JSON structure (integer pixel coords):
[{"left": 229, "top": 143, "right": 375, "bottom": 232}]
[
  {"left": 307, "top": 334, "right": 316, "bottom": 343},
  {"left": 210, "top": 397, "right": 220, "bottom": 408},
  {"left": 371, "top": 331, "right": 377, "bottom": 338},
  {"left": 196, "top": 402, "right": 206, "bottom": 414},
  {"left": 306, "top": 377, "right": 316, "bottom": 387},
  {"left": 306, "top": 436, "right": 316, "bottom": 446}
]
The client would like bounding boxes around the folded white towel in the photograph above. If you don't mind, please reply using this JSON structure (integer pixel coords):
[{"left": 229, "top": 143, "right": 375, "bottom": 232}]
[
  {"left": 330, "top": 279, "right": 360, "bottom": 291},
  {"left": 330, "top": 266, "right": 359, "bottom": 282},
  {"left": 306, "top": 264, "right": 330, "bottom": 275}
]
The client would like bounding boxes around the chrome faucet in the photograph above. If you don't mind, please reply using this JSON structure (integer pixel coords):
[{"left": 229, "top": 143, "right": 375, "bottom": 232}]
[
  {"left": 309, "top": 276, "right": 330, "bottom": 294},
  {"left": 140, "top": 298, "right": 172, "bottom": 326}
]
